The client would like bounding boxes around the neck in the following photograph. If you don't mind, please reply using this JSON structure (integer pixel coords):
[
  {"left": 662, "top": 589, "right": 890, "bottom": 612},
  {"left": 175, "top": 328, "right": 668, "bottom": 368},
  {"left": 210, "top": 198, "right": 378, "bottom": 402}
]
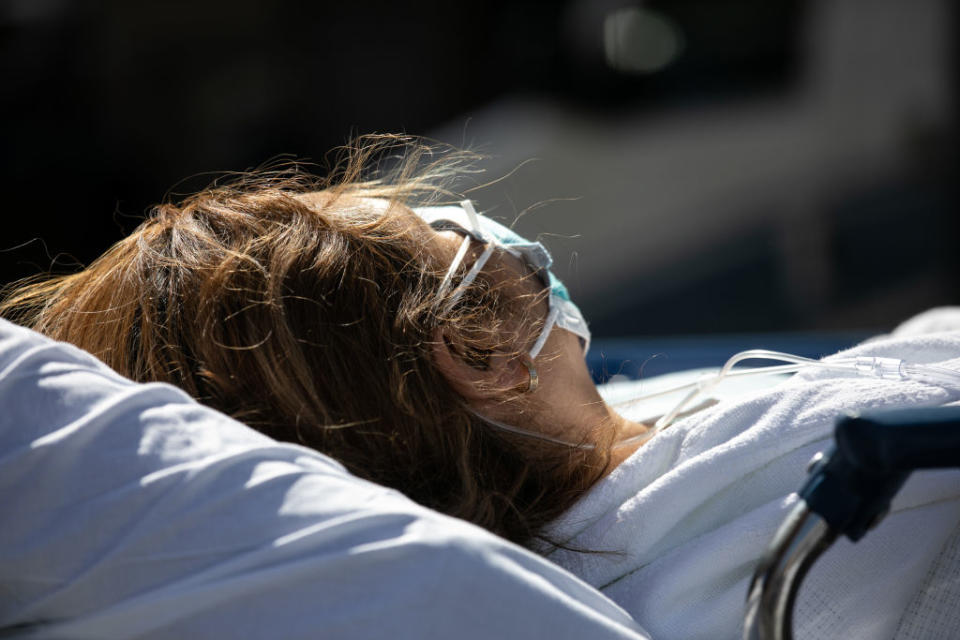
[
  {"left": 605, "top": 410, "right": 649, "bottom": 472},
  {"left": 531, "top": 391, "right": 649, "bottom": 475}
]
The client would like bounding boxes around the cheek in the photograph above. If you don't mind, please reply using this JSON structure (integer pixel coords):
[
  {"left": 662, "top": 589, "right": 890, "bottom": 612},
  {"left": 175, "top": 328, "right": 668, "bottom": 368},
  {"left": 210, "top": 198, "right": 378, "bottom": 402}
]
[
  {"left": 507, "top": 288, "right": 550, "bottom": 349},
  {"left": 533, "top": 327, "right": 594, "bottom": 394},
  {"left": 549, "top": 326, "right": 581, "bottom": 358}
]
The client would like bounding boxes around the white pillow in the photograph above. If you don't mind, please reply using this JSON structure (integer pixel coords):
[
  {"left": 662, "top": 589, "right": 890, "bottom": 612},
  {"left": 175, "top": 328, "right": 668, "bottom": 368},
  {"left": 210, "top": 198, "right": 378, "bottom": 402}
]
[{"left": 0, "top": 319, "right": 647, "bottom": 640}]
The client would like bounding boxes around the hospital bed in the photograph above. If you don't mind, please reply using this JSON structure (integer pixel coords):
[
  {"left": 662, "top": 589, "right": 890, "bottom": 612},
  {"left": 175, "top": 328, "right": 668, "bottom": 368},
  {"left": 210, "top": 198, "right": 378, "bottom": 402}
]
[{"left": 3, "top": 318, "right": 957, "bottom": 639}]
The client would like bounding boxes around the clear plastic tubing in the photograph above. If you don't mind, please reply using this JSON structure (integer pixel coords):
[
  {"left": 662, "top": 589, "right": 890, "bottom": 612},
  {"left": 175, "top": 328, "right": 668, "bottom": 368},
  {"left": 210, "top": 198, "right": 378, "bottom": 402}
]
[
  {"left": 472, "top": 349, "right": 960, "bottom": 451},
  {"left": 615, "top": 349, "right": 960, "bottom": 446}
]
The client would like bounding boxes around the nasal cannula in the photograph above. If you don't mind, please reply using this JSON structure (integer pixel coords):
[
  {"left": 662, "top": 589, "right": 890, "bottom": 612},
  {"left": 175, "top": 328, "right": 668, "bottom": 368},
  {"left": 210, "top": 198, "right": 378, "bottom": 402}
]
[{"left": 476, "top": 349, "right": 960, "bottom": 451}]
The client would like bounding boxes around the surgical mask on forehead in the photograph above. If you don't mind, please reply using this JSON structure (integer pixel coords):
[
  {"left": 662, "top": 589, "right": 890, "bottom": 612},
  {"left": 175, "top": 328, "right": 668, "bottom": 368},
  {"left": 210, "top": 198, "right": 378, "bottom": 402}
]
[{"left": 413, "top": 200, "right": 591, "bottom": 359}]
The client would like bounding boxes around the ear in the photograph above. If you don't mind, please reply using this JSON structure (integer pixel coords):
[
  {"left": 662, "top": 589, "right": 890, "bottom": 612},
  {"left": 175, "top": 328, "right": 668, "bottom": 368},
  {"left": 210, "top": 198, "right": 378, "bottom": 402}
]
[{"left": 430, "top": 328, "right": 529, "bottom": 402}]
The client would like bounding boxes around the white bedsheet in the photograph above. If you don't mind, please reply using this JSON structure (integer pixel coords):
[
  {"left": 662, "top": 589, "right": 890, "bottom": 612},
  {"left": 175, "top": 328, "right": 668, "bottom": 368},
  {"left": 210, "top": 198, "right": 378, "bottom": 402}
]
[{"left": 545, "top": 314, "right": 960, "bottom": 639}]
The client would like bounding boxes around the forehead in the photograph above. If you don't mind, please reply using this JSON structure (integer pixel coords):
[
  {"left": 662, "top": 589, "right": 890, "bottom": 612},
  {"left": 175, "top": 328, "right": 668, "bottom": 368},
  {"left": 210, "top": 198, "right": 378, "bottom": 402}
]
[
  {"left": 350, "top": 198, "right": 475, "bottom": 270},
  {"left": 320, "top": 197, "right": 544, "bottom": 293},
  {"left": 296, "top": 192, "right": 421, "bottom": 224}
]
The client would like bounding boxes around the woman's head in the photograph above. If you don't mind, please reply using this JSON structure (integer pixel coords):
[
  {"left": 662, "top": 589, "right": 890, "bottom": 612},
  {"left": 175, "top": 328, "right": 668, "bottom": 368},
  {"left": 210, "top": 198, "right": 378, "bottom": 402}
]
[{"left": 1, "top": 137, "right": 614, "bottom": 544}]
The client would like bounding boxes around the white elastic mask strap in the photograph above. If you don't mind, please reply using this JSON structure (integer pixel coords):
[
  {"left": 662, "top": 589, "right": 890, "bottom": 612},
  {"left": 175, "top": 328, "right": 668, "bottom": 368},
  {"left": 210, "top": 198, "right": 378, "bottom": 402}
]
[
  {"left": 437, "top": 234, "right": 472, "bottom": 305},
  {"left": 528, "top": 305, "right": 560, "bottom": 359},
  {"left": 443, "top": 243, "right": 495, "bottom": 314},
  {"left": 439, "top": 201, "right": 497, "bottom": 315}
]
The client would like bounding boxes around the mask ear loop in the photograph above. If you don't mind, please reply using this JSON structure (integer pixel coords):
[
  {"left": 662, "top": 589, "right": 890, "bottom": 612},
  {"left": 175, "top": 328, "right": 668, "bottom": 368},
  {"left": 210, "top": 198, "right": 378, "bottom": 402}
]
[
  {"left": 528, "top": 306, "right": 560, "bottom": 360},
  {"left": 437, "top": 201, "right": 497, "bottom": 315},
  {"left": 436, "top": 233, "right": 473, "bottom": 306}
]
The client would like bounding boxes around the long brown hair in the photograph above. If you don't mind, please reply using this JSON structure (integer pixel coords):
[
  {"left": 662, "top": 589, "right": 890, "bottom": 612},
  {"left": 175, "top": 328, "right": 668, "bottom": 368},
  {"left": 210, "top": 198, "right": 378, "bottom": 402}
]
[{"left": 0, "top": 135, "right": 608, "bottom": 545}]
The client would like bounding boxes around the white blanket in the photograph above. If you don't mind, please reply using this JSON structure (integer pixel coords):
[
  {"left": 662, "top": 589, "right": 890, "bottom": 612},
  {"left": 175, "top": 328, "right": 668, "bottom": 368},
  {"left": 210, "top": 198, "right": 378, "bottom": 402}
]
[{"left": 545, "top": 311, "right": 960, "bottom": 639}]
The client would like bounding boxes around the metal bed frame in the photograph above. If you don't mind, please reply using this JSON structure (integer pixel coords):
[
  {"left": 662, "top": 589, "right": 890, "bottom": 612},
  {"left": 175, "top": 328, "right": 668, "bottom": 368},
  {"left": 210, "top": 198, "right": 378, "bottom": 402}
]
[{"left": 744, "top": 407, "right": 960, "bottom": 640}]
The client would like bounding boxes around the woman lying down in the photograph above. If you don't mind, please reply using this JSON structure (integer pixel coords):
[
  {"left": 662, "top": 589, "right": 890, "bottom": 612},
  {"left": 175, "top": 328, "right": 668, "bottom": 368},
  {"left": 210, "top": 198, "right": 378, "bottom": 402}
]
[{"left": 4, "top": 137, "right": 959, "bottom": 640}]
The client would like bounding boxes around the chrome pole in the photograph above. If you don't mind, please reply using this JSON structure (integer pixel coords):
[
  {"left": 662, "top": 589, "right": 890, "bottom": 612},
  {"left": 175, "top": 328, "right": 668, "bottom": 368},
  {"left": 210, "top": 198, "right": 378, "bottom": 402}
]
[{"left": 743, "top": 502, "right": 836, "bottom": 640}]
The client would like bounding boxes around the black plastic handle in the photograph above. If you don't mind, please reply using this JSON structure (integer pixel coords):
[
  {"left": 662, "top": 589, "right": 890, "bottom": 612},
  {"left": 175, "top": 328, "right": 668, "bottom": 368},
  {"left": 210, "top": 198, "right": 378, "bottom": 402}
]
[
  {"left": 835, "top": 407, "right": 960, "bottom": 472},
  {"left": 800, "top": 406, "right": 960, "bottom": 541}
]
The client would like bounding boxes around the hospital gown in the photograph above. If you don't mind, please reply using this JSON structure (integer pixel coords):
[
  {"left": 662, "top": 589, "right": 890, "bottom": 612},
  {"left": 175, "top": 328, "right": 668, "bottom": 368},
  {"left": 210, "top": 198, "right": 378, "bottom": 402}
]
[{"left": 545, "top": 309, "right": 960, "bottom": 640}]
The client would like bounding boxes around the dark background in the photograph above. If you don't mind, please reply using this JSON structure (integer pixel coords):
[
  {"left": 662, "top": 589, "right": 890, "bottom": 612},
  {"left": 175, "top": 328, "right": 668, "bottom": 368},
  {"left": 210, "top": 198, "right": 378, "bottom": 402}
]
[{"left": 2, "top": 0, "right": 956, "bottom": 338}]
